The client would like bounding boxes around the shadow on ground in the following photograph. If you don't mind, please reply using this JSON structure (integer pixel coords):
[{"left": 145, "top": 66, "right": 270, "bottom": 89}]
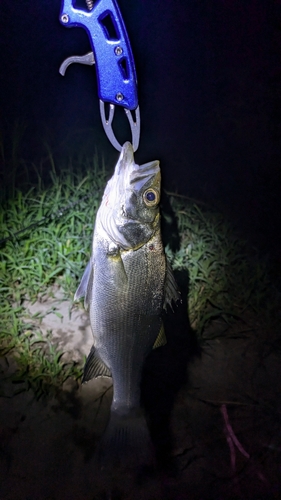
[{"left": 142, "top": 267, "right": 198, "bottom": 472}]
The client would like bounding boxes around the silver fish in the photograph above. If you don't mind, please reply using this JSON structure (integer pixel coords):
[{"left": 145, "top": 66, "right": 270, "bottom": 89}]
[{"left": 75, "top": 142, "right": 180, "bottom": 461}]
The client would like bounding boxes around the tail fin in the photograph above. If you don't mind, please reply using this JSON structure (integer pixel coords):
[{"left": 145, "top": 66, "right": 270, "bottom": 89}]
[{"left": 98, "top": 408, "right": 154, "bottom": 471}]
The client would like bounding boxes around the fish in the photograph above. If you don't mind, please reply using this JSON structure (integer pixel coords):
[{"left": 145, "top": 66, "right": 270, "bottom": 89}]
[{"left": 74, "top": 141, "right": 180, "bottom": 465}]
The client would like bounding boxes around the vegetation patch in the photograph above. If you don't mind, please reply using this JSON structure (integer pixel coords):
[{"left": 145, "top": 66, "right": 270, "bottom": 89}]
[
  {"left": 0, "top": 153, "right": 280, "bottom": 396},
  {"left": 165, "top": 196, "right": 280, "bottom": 337}
]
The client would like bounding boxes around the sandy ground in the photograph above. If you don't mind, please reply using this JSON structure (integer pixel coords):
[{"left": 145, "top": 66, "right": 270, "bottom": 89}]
[{"left": 1, "top": 290, "right": 281, "bottom": 499}]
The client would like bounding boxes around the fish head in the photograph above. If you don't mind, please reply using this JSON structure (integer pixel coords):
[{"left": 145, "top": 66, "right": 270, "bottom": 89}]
[{"left": 100, "top": 142, "right": 161, "bottom": 249}]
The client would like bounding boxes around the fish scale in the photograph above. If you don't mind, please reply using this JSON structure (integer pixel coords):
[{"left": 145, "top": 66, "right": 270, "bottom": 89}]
[{"left": 90, "top": 229, "right": 165, "bottom": 410}]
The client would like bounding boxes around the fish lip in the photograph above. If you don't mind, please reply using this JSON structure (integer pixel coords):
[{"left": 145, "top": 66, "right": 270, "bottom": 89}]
[
  {"left": 116, "top": 141, "right": 134, "bottom": 176},
  {"left": 116, "top": 142, "right": 160, "bottom": 189},
  {"left": 130, "top": 160, "right": 160, "bottom": 182}
]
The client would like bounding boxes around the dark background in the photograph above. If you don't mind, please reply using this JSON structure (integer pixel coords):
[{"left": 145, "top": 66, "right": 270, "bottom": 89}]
[{"left": 1, "top": 0, "right": 281, "bottom": 267}]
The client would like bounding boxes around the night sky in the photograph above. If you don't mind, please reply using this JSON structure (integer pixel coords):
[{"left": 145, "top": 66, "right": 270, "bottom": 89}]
[{"left": 1, "top": 0, "right": 281, "bottom": 262}]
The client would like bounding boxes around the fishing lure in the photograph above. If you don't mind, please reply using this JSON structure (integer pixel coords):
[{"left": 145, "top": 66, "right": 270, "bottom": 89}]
[{"left": 59, "top": 0, "right": 140, "bottom": 152}]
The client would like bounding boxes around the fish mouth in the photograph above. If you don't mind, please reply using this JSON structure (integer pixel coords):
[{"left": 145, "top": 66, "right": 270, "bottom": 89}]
[
  {"left": 115, "top": 142, "right": 135, "bottom": 177},
  {"left": 116, "top": 142, "right": 160, "bottom": 192},
  {"left": 130, "top": 160, "right": 160, "bottom": 191}
]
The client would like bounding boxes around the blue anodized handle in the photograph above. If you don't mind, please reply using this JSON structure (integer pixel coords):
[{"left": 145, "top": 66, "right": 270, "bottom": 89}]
[{"left": 60, "top": 0, "right": 138, "bottom": 111}]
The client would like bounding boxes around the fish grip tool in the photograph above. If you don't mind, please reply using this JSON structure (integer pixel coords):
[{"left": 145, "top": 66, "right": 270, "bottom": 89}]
[{"left": 59, "top": 0, "right": 140, "bottom": 152}]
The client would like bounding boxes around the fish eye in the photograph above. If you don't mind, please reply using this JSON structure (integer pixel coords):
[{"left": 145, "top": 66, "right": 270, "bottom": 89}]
[{"left": 143, "top": 188, "right": 159, "bottom": 206}]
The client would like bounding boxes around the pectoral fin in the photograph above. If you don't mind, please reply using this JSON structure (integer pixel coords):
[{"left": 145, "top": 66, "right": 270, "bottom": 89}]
[
  {"left": 153, "top": 323, "right": 166, "bottom": 349},
  {"left": 74, "top": 260, "right": 95, "bottom": 310},
  {"left": 163, "top": 258, "right": 181, "bottom": 311},
  {"left": 74, "top": 260, "right": 91, "bottom": 301},
  {"left": 82, "top": 345, "right": 112, "bottom": 383}
]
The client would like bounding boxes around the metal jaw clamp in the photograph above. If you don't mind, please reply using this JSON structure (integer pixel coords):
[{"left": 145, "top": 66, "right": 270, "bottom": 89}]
[{"left": 59, "top": 0, "right": 140, "bottom": 152}]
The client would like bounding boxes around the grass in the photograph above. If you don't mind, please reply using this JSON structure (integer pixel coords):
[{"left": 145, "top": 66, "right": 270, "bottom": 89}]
[
  {"left": 0, "top": 151, "right": 107, "bottom": 396},
  {"left": 0, "top": 148, "right": 280, "bottom": 397},
  {"left": 165, "top": 197, "right": 280, "bottom": 337}
]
